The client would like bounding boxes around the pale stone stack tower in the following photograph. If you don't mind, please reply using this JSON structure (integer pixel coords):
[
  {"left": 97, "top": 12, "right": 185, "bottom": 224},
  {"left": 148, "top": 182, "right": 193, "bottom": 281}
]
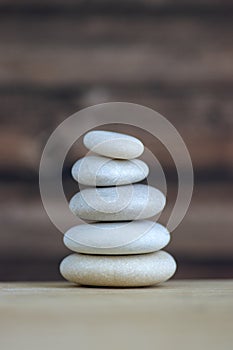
[{"left": 60, "top": 130, "right": 176, "bottom": 287}]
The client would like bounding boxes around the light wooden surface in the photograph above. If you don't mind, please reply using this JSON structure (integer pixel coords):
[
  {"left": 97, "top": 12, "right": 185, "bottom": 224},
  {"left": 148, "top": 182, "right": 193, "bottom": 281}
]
[{"left": 1, "top": 280, "right": 233, "bottom": 350}]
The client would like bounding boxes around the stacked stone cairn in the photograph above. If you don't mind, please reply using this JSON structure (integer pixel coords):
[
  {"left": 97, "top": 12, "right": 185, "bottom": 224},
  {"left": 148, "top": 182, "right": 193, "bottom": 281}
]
[{"left": 60, "top": 130, "right": 176, "bottom": 287}]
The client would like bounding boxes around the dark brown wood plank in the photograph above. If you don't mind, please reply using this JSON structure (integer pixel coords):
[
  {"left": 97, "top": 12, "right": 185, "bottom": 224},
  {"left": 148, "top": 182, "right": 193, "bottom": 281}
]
[
  {"left": 1, "top": 45, "right": 232, "bottom": 86},
  {"left": 0, "top": 17, "right": 232, "bottom": 47},
  {"left": 0, "top": 0, "right": 231, "bottom": 6},
  {"left": 0, "top": 0, "right": 232, "bottom": 10},
  {"left": 0, "top": 17, "right": 232, "bottom": 86},
  {"left": 0, "top": 91, "right": 233, "bottom": 173}
]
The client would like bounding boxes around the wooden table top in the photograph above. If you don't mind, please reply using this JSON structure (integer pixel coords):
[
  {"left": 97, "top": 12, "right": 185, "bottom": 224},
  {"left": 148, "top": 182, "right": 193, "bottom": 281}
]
[{"left": 1, "top": 280, "right": 233, "bottom": 350}]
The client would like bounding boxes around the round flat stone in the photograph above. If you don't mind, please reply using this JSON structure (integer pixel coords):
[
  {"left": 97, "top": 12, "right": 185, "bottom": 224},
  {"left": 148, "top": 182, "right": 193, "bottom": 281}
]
[
  {"left": 60, "top": 251, "right": 177, "bottom": 287},
  {"left": 83, "top": 130, "right": 144, "bottom": 159},
  {"left": 69, "top": 184, "right": 166, "bottom": 221},
  {"left": 71, "top": 156, "right": 149, "bottom": 186},
  {"left": 64, "top": 221, "right": 170, "bottom": 255}
]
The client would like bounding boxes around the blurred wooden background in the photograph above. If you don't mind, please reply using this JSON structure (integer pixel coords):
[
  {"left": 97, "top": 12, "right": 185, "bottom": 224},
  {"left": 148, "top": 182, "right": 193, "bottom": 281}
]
[{"left": 0, "top": 0, "right": 233, "bottom": 281}]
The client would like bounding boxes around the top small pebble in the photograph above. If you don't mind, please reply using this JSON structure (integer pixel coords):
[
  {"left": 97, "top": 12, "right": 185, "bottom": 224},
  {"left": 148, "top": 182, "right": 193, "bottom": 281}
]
[{"left": 83, "top": 130, "right": 144, "bottom": 159}]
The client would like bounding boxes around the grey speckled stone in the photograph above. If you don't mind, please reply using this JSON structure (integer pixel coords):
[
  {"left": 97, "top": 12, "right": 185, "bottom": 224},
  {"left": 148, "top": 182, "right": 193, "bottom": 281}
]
[
  {"left": 63, "top": 221, "right": 170, "bottom": 255},
  {"left": 69, "top": 184, "right": 166, "bottom": 221},
  {"left": 60, "top": 251, "right": 177, "bottom": 287},
  {"left": 83, "top": 130, "right": 144, "bottom": 159},
  {"left": 71, "top": 155, "right": 149, "bottom": 186}
]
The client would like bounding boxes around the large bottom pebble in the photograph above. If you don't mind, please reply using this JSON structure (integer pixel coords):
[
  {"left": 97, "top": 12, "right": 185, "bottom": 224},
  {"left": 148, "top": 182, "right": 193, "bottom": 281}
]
[{"left": 60, "top": 251, "right": 176, "bottom": 287}]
